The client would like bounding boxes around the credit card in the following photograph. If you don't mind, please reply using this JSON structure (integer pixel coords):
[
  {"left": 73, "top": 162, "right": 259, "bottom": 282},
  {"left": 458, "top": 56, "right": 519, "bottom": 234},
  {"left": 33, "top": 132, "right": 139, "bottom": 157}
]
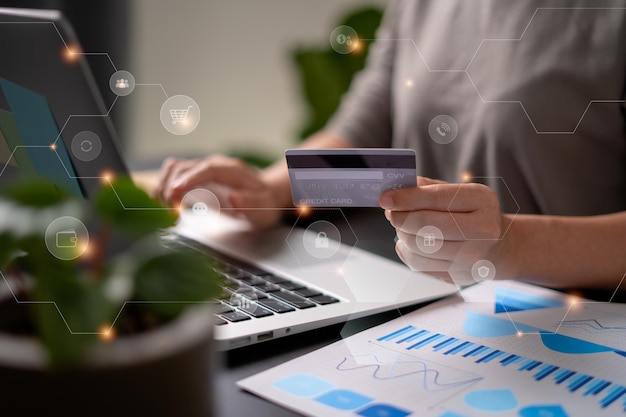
[{"left": 286, "top": 148, "right": 417, "bottom": 207}]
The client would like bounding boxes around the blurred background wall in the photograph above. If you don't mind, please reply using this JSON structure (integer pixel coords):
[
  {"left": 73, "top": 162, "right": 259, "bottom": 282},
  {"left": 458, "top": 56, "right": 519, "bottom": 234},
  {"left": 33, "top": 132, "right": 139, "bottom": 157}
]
[{"left": 127, "top": 0, "right": 388, "bottom": 168}]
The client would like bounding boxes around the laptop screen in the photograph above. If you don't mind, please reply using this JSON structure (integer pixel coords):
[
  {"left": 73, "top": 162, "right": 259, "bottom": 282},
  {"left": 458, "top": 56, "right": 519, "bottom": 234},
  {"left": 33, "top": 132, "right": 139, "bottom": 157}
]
[
  {"left": 0, "top": 77, "right": 83, "bottom": 196},
  {"left": 0, "top": 8, "right": 128, "bottom": 198}
]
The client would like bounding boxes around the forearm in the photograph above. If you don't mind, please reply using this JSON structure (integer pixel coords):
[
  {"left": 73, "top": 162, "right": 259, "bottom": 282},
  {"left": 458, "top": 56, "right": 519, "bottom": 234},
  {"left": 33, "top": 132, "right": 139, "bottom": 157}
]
[
  {"left": 503, "top": 212, "right": 626, "bottom": 289},
  {"left": 260, "top": 131, "right": 352, "bottom": 208}
]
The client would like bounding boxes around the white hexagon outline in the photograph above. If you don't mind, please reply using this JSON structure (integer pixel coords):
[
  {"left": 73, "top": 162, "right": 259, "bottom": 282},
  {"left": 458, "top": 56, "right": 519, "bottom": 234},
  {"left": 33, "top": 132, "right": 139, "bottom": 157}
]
[
  {"left": 447, "top": 176, "right": 520, "bottom": 241},
  {"left": 363, "top": 7, "right": 626, "bottom": 135}
]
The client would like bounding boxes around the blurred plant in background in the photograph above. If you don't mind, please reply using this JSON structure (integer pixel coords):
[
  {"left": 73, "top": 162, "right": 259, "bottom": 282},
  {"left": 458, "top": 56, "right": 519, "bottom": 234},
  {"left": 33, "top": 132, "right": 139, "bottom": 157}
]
[{"left": 233, "top": 6, "right": 383, "bottom": 167}]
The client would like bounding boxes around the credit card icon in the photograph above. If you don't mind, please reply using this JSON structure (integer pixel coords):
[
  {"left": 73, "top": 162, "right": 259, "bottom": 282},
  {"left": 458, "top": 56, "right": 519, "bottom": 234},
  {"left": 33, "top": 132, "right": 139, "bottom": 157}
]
[{"left": 286, "top": 148, "right": 417, "bottom": 207}]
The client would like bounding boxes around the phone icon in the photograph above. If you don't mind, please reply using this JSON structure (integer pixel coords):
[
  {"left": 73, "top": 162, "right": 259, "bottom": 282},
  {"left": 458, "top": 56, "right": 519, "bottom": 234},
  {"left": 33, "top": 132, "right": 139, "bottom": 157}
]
[{"left": 436, "top": 122, "right": 451, "bottom": 137}]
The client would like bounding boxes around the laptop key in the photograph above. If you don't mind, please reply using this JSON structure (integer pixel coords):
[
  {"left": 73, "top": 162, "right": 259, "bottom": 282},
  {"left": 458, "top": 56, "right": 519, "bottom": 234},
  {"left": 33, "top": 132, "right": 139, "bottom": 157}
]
[
  {"left": 213, "top": 304, "right": 233, "bottom": 314},
  {"left": 238, "top": 274, "right": 266, "bottom": 286},
  {"left": 258, "top": 299, "right": 296, "bottom": 313},
  {"left": 310, "top": 295, "right": 340, "bottom": 305},
  {"left": 222, "top": 311, "right": 252, "bottom": 322},
  {"left": 294, "top": 288, "right": 322, "bottom": 298},
  {"left": 253, "top": 290, "right": 268, "bottom": 299},
  {"left": 255, "top": 282, "right": 281, "bottom": 293},
  {"left": 214, "top": 316, "right": 228, "bottom": 325},
  {"left": 214, "top": 304, "right": 234, "bottom": 315},
  {"left": 262, "top": 274, "right": 287, "bottom": 284},
  {"left": 279, "top": 281, "right": 305, "bottom": 291},
  {"left": 272, "top": 291, "right": 316, "bottom": 309},
  {"left": 239, "top": 304, "right": 274, "bottom": 318},
  {"left": 217, "top": 288, "right": 234, "bottom": 300}
]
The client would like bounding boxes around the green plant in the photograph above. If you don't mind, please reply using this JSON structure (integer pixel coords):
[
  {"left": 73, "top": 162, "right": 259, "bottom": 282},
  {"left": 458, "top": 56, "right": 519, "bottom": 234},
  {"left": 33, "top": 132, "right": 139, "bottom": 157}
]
[
  {"left": 0, "top": 177, "right": 222, "bottom": 369},
  {"left": 292, "top": 7, "right": 383, "bottom": 139}
]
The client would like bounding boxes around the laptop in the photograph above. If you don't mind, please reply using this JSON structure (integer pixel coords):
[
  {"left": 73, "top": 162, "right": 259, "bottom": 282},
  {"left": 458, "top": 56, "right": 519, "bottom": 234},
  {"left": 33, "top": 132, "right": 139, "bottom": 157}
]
[{"left": 0, "top": 7, "right": 456, "bottom": 350}]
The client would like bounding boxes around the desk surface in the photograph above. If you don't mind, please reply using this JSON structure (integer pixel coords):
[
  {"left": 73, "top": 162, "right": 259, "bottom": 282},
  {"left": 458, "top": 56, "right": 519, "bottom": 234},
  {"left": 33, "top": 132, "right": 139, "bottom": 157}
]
[{"left": 130, "top": 170, "right": 622, "bottom": 416}]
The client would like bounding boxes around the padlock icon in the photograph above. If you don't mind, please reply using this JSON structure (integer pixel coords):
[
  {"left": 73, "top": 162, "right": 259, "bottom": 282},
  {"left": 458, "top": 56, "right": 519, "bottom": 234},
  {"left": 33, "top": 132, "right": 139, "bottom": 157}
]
[{"left": 315, "top": 231, "right": 329, "bottom": 249}]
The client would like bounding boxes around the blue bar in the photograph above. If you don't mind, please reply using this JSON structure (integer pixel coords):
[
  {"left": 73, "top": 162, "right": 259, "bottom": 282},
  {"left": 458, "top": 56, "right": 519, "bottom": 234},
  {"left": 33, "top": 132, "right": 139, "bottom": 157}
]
[
  {"left": 500, "top": 355, "right": 518, "bottom": 366},
  {"left": 569, "top": 375, "right": 593, "bottom": 392},
  {"left": 568, "top": 375, "right": 593, "bottom": 392},
  {"left": 534, "top": 364, "right": 551, "bottom": 375},
  {"left": 408, "top": 334, "right": 444, "bottom": 350},
  {"left": 568, "top": 374, "right": 587, "bottom": 390},
  {"left": 433, "top": 337, "right": 456, "bottom": 351},
  {"left": 476, "top": 350, "right": 501, "bottom": 364},
  {"left": 535, "top": 365, "right": 559, "bottom": 381},
  {"left": 593, "top": 382, "right": 612, "bottom": 396},
  {"left": 462, "top": 345, "right": 484, "bottom": 357},
  {"left": 601, "top": 386, "right": 626, "bottom": 408},
  {"left": 518, "top": 359, "right": 534, "bottom": 370},
  {"left": 398, "top": 330, "right": 427, "bottom": 344},
  {"left": 442, "top": 340, "right": 464, "bottom": 352},
  {"left": 553, "top": 369, "right": 567, "bottom": 381},
  {"left": 506, "top": 356, "right": 523, "bottom": 366},
  {"left": 470, "top": 346, "right": 490, "bottom": 357},
  {"left": 526, "top": 361, "right": 542, "bottom": 371},
  {"left": 445, "top": 341, "right": 471, "bottom": 355},
  {"left": 584, "top": 379, "right": 603, "bottom": 396},
  {"left": 555, "top": 370, "right": 576, "bottom": 384},
  {"left": 378, "top": 325, "right": 415, "bottom": 341},
  {"left": 482, "top": 351, "right": 505, "bottom": 363}
]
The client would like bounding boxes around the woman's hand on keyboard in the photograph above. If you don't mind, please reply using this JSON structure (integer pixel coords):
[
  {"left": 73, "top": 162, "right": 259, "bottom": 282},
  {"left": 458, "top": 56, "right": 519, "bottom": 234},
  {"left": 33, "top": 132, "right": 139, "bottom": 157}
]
[{"left": 157, "top": 154, "right": 286, "bottom": 229}]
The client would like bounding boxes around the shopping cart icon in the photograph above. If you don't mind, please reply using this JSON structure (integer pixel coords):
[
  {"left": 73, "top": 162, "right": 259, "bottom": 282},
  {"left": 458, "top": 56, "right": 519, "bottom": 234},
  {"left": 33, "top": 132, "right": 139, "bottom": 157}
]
[{"left": 170, "top": 105, "right": 193, "bottom": 125}]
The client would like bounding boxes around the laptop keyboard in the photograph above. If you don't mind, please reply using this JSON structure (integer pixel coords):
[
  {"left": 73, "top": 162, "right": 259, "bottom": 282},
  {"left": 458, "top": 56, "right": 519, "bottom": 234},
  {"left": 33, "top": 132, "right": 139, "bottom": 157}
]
[{"left": 160, "top": 232, "right": 340, "bottom": 325}]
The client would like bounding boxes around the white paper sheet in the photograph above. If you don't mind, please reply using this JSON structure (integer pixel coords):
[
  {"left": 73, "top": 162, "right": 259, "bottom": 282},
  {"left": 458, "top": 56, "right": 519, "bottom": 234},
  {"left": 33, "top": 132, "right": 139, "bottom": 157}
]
[{"left": 238, "top": 280, "right": 626, "bottom": 417}]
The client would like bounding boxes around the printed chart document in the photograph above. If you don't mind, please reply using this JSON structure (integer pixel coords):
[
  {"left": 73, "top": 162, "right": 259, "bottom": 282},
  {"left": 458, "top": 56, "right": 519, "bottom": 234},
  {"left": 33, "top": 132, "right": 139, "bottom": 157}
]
[{"left": 238, "top": 280, "right": 626, "bottom": 417}]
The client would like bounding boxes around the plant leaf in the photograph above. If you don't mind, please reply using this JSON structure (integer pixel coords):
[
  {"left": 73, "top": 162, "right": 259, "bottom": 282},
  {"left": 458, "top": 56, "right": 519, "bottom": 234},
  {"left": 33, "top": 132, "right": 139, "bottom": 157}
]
[
  {"left": 96, "top": 177, "right": 176, "bottom": 237},
  {"left": 0, "top": 179, "right": 70, "bottom": 208},
  {"left": 31, "top": 265, "right": 117, "bottom": 369},
  {"left": 134, "top": 252, "right": 222, "bottom": 318}
]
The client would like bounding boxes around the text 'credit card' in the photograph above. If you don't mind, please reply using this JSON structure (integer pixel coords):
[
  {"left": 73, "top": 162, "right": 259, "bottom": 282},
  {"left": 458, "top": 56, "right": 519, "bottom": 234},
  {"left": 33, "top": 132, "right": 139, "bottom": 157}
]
[{"left": 286, "top": 148, "right": 417, "bottom": 207}]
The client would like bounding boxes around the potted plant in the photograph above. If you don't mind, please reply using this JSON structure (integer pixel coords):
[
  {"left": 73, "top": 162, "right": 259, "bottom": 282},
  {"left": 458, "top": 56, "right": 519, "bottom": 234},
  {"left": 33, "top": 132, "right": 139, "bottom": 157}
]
[{"left": 0, "top": 177, "right": 222, "bottom": 417}]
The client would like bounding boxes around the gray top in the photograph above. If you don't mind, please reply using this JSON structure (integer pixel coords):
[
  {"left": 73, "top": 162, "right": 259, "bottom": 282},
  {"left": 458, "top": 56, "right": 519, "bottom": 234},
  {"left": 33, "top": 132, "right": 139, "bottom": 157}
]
[{"left": 327, "top": 0, "right": 626, "bottom": 215}]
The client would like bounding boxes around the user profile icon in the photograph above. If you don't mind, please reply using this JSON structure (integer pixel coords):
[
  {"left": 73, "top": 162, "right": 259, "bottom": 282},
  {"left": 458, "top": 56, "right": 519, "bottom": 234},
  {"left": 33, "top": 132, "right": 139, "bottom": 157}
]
[
  {"left": 71, "top": 131, "right": 102, "bottom": 162},
  {"left": 109, "top": 70, "right": 135, "bottom": 96}
]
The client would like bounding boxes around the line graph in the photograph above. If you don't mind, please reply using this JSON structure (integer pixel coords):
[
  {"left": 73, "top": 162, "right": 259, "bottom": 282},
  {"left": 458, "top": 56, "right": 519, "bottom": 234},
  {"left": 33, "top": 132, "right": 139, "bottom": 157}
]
[
  {"left": 558, "top": 319, "right": 626, "bottom": 335},
  {"left": 336, "top": 354, "right": 483, "bottom": 391}
]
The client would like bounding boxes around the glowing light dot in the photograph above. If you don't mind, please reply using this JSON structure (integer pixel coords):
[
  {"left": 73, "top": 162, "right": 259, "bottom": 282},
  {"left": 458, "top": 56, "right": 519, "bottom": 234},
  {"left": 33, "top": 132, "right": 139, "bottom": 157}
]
[
  {"left": 461, "top": 171, "right": 472, "bottom": 183},
  {"left": 98, "top": 324, "right": 115, "bottom": 342},
  {"left": 298, "top": 206, "right": 310, "bottom": 216},
  {"left": 100, "top": 170, "right": 115, "bottom": 184},
  {"left": 405, "top": 79, "right": 414, "bottom": 88},
  {"left": 351, "top": 40, "right": 363, "bottom": 53},
  {"left": 50, "top": 143, "right": 57, "bottom": 151},
  {"left": 78, "top": 241, "right": 92, "bottom": 259},
  {"left": 516, "top": 331, "right": 523, "bottom": 337},
  {"left": 63, "top": 44, "right": 82, "bottom": 64}
]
